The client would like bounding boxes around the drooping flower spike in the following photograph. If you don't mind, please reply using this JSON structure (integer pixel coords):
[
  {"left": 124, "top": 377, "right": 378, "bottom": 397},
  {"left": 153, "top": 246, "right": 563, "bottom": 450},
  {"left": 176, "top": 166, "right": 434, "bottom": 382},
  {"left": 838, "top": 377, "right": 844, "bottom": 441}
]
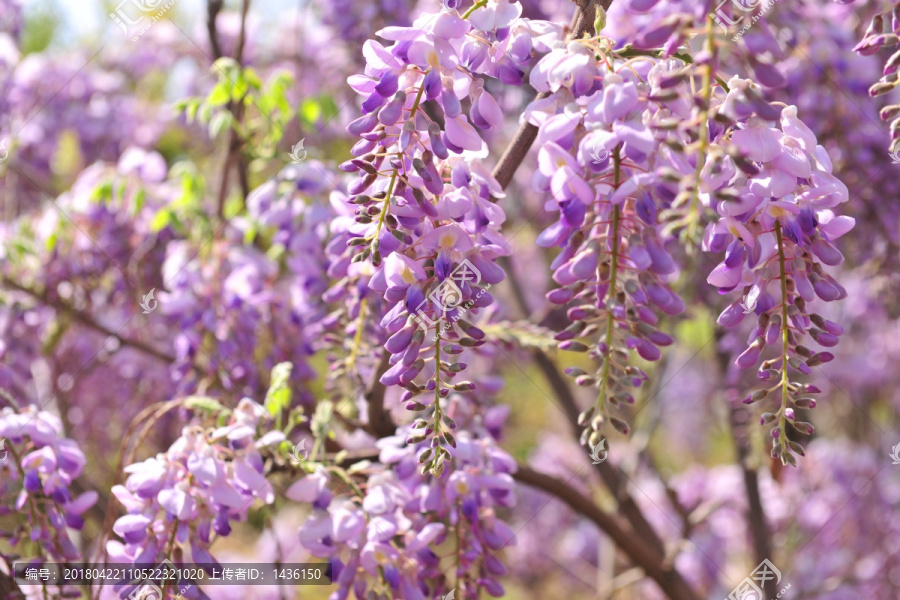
[
  {"left": 515, "top": 12, "right": 852, "bottom": 462},
  {"left": 335, "top": 0, "right": 561, "bottom": 472},
  {"left": 0, "top": 405, "right": 97, "bottom": 564}
]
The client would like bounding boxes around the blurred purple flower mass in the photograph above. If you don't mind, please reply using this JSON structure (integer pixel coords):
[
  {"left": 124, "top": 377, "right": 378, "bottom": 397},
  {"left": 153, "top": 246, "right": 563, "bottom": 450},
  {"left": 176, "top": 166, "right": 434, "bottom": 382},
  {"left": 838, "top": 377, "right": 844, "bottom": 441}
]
[{"left": 1, "top": 0, "right": 899, "bottom": 598}]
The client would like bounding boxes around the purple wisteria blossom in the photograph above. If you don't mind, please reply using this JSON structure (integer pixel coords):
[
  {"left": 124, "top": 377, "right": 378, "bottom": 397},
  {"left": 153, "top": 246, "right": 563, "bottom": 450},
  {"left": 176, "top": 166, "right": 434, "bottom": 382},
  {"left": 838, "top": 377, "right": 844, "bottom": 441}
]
[
  {"left": 289, "top": 394, "right": 516, "bottom": 600},
  {"left": 108, "top": 399, "right": 284, "bottom": 596},
  {"left": 2, "top": 1, "right": 896, "bottom": 600},
  {"left": 0, "top": 405, "right": 96, "bottom": 562}
]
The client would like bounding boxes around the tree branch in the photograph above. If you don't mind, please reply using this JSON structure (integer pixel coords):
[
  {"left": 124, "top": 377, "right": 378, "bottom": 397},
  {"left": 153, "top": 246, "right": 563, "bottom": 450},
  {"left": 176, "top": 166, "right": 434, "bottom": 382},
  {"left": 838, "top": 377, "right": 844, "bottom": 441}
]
[
  {"left": 532, "top": 349, "right": 667, "bottom": 556},
  {"left": 233, "top": 0, "right": 252, "bottom": 202},
  {"left": 206, "top": 0, "right": 224, "bottom": 60},
  {"left": 490, "top": 0, "right": 608, "bottom": 190},
  {"left": 209, "top": 0, "right": 252, "bottom": 218},
  {"left": 571, "top": 0, "right": 602, "bottom": 39},
  {"left": 364, "top": 350, "right": 395, "bottom": 438},
  {"left": 513, "top": 464, "right": 697, "bottom": 600},
  {"left": 0, "top": 277, "right": 176, "bottom": 364},
  {"left": 488, "top": 0, "right": 669, "bottom": 568},
  {"left": 491, "top": 98, "right": 545, "bottom": 190},
  {"left": 717, "top": 333, "right": 776, "bottom": 599},
  {"left": 729, "top": 398, "right": 774, "bottom": 584},
  {"left": 0, "top": 567, "right": 25, "bottom": 599}
]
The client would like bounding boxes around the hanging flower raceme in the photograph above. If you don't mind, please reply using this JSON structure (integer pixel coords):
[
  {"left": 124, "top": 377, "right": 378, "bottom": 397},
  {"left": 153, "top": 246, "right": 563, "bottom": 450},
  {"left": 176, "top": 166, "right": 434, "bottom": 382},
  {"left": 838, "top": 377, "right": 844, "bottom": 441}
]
[
  {"left": 107, "top": 399, "right": 285, "bottom": 589},
  {"left": 852, "top": 1, "right": 900, "bottom": 151},
  {"left": 288, "top": 395, "right": 516, "bottom": 600},
  {"left": 0, "top": 404, "right": 97, "bottom": 563},
  {"left": 525, "top": 37, "right": 687, "bottom": 448},
  {"left": 705, "top": 86, "right": 853, "bottom": 465},
  {"left": 515, "top": 18, "right": 853, "bottom": 466},
  {"left": 333, "top": 0, "right": 560, "bottom": 470}
]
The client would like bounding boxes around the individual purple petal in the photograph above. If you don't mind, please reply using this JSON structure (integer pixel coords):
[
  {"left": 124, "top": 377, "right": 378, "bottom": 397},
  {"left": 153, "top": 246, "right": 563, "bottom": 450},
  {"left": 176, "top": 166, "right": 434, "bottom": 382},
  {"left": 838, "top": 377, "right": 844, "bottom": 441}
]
[
  {"left": 736, "top": 344, "right": 760, "bottom": 369},
  {"left": 731, "top": 119, "right": 783, "bottom": 162},
  {"left": 445, "top": 114, "right": 483, "bottom": 151},
  {"left": 707, "top": 263, "right": 743, "bottom": 288},
  {"left": 811, "top": 238, "right": 844, "bottom": 266}
]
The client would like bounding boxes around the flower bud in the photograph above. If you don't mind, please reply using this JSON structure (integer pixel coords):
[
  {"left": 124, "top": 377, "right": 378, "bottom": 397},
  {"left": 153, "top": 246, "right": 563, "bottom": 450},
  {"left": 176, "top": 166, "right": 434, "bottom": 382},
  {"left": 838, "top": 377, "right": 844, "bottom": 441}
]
[
  {"left": 610, "top": 417, "right": 629, "bottom": 435},
  {"left": 793, "top": 397, "right": 816, "bottom": 408},
  {"left": 577, "top": 406, "right": 595, "bottom": 426}
]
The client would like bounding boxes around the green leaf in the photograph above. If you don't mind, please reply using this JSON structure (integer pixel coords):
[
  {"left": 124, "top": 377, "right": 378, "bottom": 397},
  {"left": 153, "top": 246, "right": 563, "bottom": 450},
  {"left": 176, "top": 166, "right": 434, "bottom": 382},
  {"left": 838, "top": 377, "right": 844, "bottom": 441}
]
[
  {"left": 243, "top": 224, "right": 258, "bottom": 246},
  {"left": 187, "top": 101, "right": 200, "bottom": 122},
  {"left": 266, "top": 242, "right": 286, "bottom": 262},
  {"left": 185, "top": 396, "right": 230, "bottom": 415},
  {"left": 207, "top": 83, "right": 231, "bottom": 107},
  {"left": 175, "top": 98, "right": 202, "bottom": 122},
  {"left": 243, "top": 68, "right": 263, "bottom": 90},
  {"left": 134, "top": 188, "right": 147, "bottom": 214},
  {"left": 232, "top": 81, "right": 249, "bottom": 103},
  {"left": 347, "top": 460, "right": 372, "bottom": 475},
  {"left": 199, "top": 104, "right": 213, "bottom": 124},
  {"left": 91, "top": 181, "right": 114, "bottom": 204},
  {"left": 481, "top": 320, "right": 558, "bottom": 351},
  {"left": 224, "top": 194, "right": 246, "bottom": 219},
  {"left": 285, "top": 408, "right": 309, "bottom": 433},
  {"left": 322, "top": 97, "right": 339, "bottom": 120},
  {"left": 264, "top": 362, "right": 293, "bottom": 417},
  {"left": 298, "top": 99, "right": 321, "bottom": 127},
  {"left": 212, "top": 57, "right": 239, "bottom": 80},
  {"left": 298, "top": 95, "right": 337, "bottom": 129},
  {"left": 209, "top": 111, "right": 233, "bottom": 139},
  {"left": 311, "top": 400, "right": 334, "bottom": 437},
  {"left": 150, "top": 209, "right": 172, "bottom": 232},
  {"left": 594, "top": 6, "right": 607, "bottom": 35},
  {"left": 45, "top": 231, "right": 58, "bottom": 252}
]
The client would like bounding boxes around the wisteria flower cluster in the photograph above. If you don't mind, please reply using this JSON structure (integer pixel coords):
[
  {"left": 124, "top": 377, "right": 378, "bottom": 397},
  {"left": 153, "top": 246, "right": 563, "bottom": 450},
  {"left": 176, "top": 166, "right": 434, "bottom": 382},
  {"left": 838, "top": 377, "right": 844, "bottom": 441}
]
[
  {"left": 507, "top": 12, "right": 854, "bottom": 465},
  {"left": 108, "top": 399, "right": 283, "bottom": 575},
  {"left": 289, "top": 395, "right": 516, "bottom": 599},
  {"left": 331, "top": 2, "right": 562, "bottom": 472},
  {"left": 0, "top": 404, "right": 96, "bottom": 563},
  {"left": 526, "top": 40, "right": 689, "bottom": 445},
  {"left": 852, "top": 1, "right": 900, "bottom": 151},
  {"left": 2, "top": 0, "right": 898, "bottom": 599},
  {"left": 707, "top": 100, "right": 854, "bottom": 462}
]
